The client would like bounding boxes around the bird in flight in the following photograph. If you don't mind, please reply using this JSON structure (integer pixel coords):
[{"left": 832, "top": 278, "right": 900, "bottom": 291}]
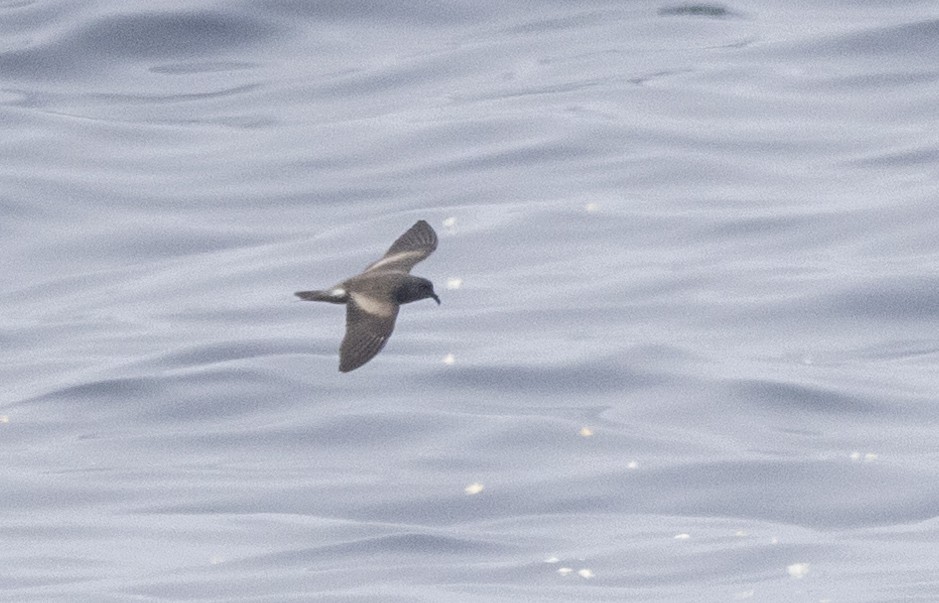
[{"left": 296, "top": 220, "right": 440, "bottom": 372}]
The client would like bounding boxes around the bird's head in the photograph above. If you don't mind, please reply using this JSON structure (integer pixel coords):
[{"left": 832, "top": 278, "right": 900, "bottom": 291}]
[{"left": 397, "top": 277, "right": 440, "bottom": 305}]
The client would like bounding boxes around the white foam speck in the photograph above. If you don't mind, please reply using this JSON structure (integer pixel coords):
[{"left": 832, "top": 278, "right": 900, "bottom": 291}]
[
  {"left": 442, "top": 353, "right": 455, "bottom": 365},
  {"left": 557, "top": 567, "right": 573, "bottom": 576},
  {"left": 464, "top": 482, "right": 484, "bottom": 495},
  {"left": 577, "top": 568, "right": 594, "bottom": 579},
  {"left": 544, "top": 556, "right": 560, "bottom": 564},
  {"left": 0, "top": 415, "right": 8, "bottom": 424},
  {"left": 446, "top": 277, "right": 463, "bottom": 290},
  {"left": 578, "top": 426, "right": 593, "bottom": 437},
  {"left": 626, "top": 460, "right": 638, "bottom": 470},
  {"left": 442, "top": 217, "right": 457, "bottom": 230},
  {"left": 787, "top": 562, "right": 810, "bottom": 579},
  {"left": 584, "top": 202, "right": 600, "bottom": 213},
  {"left": 674, "top": 533, "right": 690, "bottom": 540}
]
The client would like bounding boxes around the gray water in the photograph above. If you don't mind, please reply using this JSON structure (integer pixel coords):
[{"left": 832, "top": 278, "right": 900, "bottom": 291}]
[{"left": 2, "top": 1, "right": 938, "bottom": 601}]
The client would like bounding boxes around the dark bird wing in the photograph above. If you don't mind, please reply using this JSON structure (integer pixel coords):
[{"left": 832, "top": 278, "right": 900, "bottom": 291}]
[
  {"left": 339, "top": 292, "right": 400, "bottom": 372},
  {"left": 363, "top": 220, "right": 438, "bottom": 274}
]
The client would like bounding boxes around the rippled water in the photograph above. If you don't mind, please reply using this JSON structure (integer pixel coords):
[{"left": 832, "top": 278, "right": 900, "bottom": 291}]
[{"left": 3, "top": 1, "right": 938, "bottom": 601}]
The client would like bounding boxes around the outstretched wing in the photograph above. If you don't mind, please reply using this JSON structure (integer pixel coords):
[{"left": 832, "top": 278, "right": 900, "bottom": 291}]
[
  {"left": 339, "top": 292, "right": 400, "bottom": 372},
  {"left": 363, "top": 220, "right": 438, "bottom": 274}
]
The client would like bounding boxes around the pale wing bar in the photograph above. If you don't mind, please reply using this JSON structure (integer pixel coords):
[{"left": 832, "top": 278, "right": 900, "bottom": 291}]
[{"left": 364, "top": 220, "right": 438, "bottom": 274}]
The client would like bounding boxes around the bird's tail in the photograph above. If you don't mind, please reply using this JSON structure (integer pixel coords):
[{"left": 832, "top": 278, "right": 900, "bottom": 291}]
[{"left": 295, "top": 289, "right": 347, "bottom": 304}]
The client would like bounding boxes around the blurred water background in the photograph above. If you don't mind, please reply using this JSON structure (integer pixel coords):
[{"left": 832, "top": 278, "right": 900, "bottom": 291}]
[{"left": 2, "top": 1, "right": 938, "bottom": 601}]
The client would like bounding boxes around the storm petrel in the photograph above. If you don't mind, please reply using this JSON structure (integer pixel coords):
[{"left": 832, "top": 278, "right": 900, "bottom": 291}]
[{"left": 296, "top": 220, "right": 440, "bottom": 372}]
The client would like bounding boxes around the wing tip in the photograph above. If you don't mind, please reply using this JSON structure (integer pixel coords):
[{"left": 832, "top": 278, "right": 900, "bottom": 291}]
[
  {"left": 339, "top": 331, "right": 390, "bottom": 373},
  {"left": 414, "top": 219, "right": 438, "bottom": 249},
  {"left": 338, "top": 354, "right": 371, "bottom": 373}
]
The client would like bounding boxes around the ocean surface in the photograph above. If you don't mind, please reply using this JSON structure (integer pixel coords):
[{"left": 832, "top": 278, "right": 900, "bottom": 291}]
[{"left": 2, "top": 1, "right": 938, "bottom": 601}]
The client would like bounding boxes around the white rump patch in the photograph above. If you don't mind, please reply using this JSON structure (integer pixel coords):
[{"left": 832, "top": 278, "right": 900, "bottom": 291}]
[{"left": 330, "top": 288, "right": 346, "bottom": 297}]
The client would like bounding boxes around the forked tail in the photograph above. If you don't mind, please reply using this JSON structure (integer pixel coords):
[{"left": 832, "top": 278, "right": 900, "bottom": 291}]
[{"left": 295, "top": 289, "right": 348, "bottom": 304}]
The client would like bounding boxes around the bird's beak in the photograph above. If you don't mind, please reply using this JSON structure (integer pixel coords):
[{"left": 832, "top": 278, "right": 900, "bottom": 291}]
[{"left": 431, "top": 293, "right": 440, "bottom": 305}]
